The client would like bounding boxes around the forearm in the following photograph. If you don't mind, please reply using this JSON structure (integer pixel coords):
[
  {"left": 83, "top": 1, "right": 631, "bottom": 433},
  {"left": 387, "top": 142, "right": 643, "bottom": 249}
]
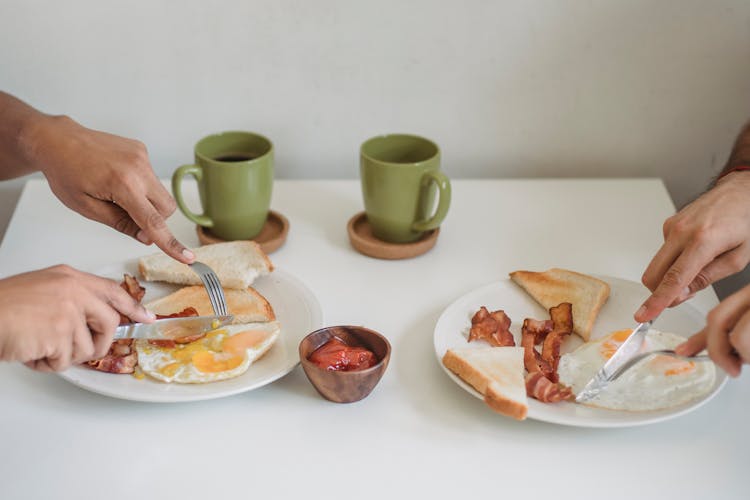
[{"left": 0, "top": 92, "right": 52, "bottom": 180}]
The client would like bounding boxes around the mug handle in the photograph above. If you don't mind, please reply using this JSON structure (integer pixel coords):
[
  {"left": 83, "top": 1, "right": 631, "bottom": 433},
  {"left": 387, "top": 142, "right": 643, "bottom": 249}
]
[
  {"left": 171, "top": 164, "right": 213, "bottom": 228},
  {"left": 412, "top": 171, "right": 451, "bottom": 232}
]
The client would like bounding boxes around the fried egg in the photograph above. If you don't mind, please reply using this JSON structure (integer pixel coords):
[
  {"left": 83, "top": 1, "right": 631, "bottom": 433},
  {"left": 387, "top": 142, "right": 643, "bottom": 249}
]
[
  {"left": 135, "top": 321, "right": 280, "bottom": 383},
  {"left": 558, "top": 328, "right": 715, "bottom": 411}
]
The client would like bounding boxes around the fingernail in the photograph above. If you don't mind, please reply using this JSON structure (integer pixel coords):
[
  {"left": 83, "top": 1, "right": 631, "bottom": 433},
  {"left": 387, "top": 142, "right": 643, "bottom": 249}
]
[
  {"left": 145, "top": 309, "right": 156, "bottom": 321},
  {"left": 182, "top": 249, "right": 195, "bottom": 261},
  {"left": 136, "top": 230, "right": 151, "bottom": 244},
  {"left": 679, "top": 287, "right": 691, "bottom": 299}
]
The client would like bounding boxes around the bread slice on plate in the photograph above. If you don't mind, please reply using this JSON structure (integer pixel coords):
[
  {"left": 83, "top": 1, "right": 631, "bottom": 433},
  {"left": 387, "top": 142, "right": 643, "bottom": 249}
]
[
  {"left": 138, "top": 241, "right": 273, "bottom": 290},
  {"left": 442, "top": 346, "right": 528, "bottom": 420},
  {"left": 509, "top": 268, "right": 610, "bottom": 341},
  {"left": 145, "top": 285, "right": 275, "bottom": 324}
]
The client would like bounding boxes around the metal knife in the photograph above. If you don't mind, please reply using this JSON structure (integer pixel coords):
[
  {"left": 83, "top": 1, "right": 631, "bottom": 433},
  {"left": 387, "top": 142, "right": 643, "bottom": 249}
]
[
  {"left": 575, "top": 320, "right": 652, "bottom": 403},
  {"left": 113, "top": 315, "right": 234, "bottom": 340}
]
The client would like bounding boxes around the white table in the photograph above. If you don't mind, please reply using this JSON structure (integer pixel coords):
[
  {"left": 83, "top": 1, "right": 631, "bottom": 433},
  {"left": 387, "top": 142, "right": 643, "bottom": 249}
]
[{"left": 0, "top": 178, "right": 747, "bottom": 500}]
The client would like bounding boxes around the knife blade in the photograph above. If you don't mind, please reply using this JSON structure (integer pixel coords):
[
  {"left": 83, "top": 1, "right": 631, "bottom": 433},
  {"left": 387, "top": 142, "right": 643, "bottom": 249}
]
[
  {"left": 575, "top": 320, "right": 652, "bottom": 403},
  {"left": 113, "top": 315, "right": 234, "bottom": 340}
]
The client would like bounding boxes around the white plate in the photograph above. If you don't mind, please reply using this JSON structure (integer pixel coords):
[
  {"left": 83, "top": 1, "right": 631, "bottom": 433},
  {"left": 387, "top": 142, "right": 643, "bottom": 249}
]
[
  {"left": 433, "top": 275, "right": 728, "bottom": 428},
  {"left": 59, "top": 260, "right": 323, "bottom": 403}
]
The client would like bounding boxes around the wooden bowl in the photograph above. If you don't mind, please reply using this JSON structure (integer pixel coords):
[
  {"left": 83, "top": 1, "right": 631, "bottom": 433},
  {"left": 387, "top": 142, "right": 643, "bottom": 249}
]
[{"left": 299, "top": 326, "right": 391, "bottom": 403}]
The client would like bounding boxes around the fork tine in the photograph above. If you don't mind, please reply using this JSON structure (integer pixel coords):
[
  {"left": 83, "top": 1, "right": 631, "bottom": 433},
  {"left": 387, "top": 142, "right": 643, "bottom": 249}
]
[
  {"left": 608, "top": 350, "right": 712, "bottom": 381},
  {"left": 205, "top": 273, "right": 227, "bottom": 315},
  {"left": 205, "top": 278, "right": 223, "bottom": 315},
  {"left": 204, "top": 269, "right": 227, "bottom": 316},
  {"left": 213, "top": 278, "right": 228, "bottom": 316},
  {"left": 199, "top": 274, "right": 222, "bottom": 316},
  {"left": 189, "top": 262, "right": 227, "bottom": 316}
]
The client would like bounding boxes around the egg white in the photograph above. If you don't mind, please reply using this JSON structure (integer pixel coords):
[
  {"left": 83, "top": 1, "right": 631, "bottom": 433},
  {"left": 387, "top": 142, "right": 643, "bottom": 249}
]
[
  {"left": 558, "top": 329, "right": 716, "bottom": 411},
  {"left": 135, "top": 321, "right": 280, "bottom": 384}
]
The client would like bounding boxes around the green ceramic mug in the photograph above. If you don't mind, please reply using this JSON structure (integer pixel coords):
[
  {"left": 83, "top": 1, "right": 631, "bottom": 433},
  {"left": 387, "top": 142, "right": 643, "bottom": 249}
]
[
  {"left": 172, "top": 131, "right": 274, "bottom": 241},
  {"left": 360, "top": 134, "right": 451, "bottom": 243}
]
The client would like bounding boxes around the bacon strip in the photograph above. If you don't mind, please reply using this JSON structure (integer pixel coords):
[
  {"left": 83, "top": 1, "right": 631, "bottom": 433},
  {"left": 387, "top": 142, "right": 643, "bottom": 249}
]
[
  {"left": 525, "top": 372, "right": 574, "bottom": 403},
  {"left": 118, "top": 274, "right": 146, "bottom": 324},
  {"left": 87, "top": 340, "right": 137, "bottom": 374},
  {"left": 155, "top": 307, "right": 199, "bottom": 320},
  {"left": 521, "top": 318, "right": 554, "bottom": 377},
  {"left": 469, "top": 307, "right": 496, "bottom": 343},
  {"left": 540, "top": 331, "right": 566, "bottom": 382},
  {"left": 148, "top": 307, "right": 203, "bottom": 348},
  {"left": 490, "top": 310, "right": 514, "bottom": 347},
  {"left": 549, "top": 302, "right": 573, "bottom": 332},
  {"left": 469, "top": 307, "right": 515, "bottom": 347},
  {"left": 524, "top": 318, "right": 553, "bottom": 345},
  {"left": 521, "top": 320, "right": 541, "bottom": 374},
  {"left": 540, "top": 303, "right": 574, "bottom": 382}
]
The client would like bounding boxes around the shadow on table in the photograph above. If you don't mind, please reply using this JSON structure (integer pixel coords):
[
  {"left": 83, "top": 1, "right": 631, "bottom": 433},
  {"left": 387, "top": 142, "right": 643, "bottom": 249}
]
[{"left": 10, "top": 362, "right": 320, "bottom": 417}]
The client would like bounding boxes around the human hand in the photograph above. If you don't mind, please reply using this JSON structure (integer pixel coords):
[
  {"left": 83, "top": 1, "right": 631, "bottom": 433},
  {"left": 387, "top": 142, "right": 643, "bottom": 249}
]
[
  {"left": 635, "top": 172, "right": 750, "bottom": 323},
  {"left": 0, "top": 265, "right": 155, "bottom": 371},
  {"left": 28, "top": 115, "right": 194, "bottom": 264},
  {"left": 675, "top": 283, "right": 750, "bottom": 377}
]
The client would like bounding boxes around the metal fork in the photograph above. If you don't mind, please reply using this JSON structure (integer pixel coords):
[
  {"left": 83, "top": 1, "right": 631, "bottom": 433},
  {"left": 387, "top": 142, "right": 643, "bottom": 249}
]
[
  {"left": 608, "top": 350, "right": 711, "bottom": 381},
  {"left": 189, "top": 261, "right": 228, "bottom": 316}
]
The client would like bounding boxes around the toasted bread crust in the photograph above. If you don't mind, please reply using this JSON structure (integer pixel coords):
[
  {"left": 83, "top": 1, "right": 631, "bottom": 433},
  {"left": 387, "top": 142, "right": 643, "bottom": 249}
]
[
  {"left": 442, "top": 348, "right": 528, "bottom": 421},
  {"left": 485, "top": 383, "right": 528, "bottom": 420},
  {"left": 509, "top": 268, "right": 610, "bottom": 341}
]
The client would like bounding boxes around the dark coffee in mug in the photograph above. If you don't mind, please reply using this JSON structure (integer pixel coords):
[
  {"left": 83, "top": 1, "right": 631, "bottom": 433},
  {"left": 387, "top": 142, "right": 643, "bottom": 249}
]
[{"left": 213, "top": 153, "right": 258, "bottom": 162}]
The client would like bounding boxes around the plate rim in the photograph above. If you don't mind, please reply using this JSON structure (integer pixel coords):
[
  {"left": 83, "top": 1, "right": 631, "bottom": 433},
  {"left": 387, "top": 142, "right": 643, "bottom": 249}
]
[
  {"left": 433, "top": 275, "right": 727, "bottom": 428},
  {"left": 58, "top": 264, "right": 323, "bottom": 403}
]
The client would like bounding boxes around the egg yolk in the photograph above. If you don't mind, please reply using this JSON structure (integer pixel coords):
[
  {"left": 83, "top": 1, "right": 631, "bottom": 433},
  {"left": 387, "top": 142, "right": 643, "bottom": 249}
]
[
  {"left": 599, "top": 329, "right": 633, "bottom": 359},
  {"left": 650, "top": 355, "right": 696, "bottom": 376},
  {"left": 151, "top": 328, "right": 266, "bottom": 376},
  {"left": 192, "top": 352, "right": 244, "bottom": 373}
]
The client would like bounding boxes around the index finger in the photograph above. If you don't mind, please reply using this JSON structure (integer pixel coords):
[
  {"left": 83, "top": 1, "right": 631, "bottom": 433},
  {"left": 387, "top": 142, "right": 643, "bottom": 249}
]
[
  {"left": 635, "top": 244, "right": 715, "bottom": 322},
  {"left": 118, "top": 193, "right": 194, "bottom": 264},
  {"left": 674, "top": 330, "right": 707, "bottom": 357},
  {"left": 89, "top": 275, "right": 156, "bottom": 324},
  {"left": 641, "top": 238, "right": 681, "bottom": 292}
]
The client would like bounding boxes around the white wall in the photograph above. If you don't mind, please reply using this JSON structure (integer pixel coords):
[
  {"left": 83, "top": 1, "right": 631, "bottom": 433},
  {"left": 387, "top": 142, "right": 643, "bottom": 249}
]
[{"left": 2, "top": 0, "right": 750, "bottom": 291}]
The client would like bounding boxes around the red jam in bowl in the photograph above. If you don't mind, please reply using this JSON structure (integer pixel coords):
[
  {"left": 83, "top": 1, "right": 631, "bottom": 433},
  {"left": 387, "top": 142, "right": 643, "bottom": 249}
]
[{"left": 308, "top": 337, "right": 378, "bottom": 372}]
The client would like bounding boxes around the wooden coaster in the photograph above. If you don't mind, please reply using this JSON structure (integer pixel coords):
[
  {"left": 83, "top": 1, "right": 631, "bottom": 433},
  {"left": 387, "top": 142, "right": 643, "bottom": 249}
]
[
  {"left": 347, "top": 211, "right": 439, "bottom": 260},
  {"left": 196, "top": 210, "right": 289, "bottom": 254}
]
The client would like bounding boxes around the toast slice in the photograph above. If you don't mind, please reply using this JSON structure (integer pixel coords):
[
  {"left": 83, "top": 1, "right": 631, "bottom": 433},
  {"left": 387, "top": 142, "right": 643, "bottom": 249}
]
[
  {"left": 442, "top": 346, "right": 528, "bottom": 420},
  {"left": 138, "top": 241, "right": 273, "bottom": 290},
  {"left": 509, "top": 268, "right": 610, "bottom": 341},
  {"left": 145, "top": 285, "right": 275, "bottom": 324}
]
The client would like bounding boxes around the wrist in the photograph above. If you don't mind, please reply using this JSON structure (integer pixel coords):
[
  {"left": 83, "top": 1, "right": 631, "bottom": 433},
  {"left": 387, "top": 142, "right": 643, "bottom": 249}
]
[
  {"left": 19, "top": 114, "right": 76, "bottom": 174},
  {"left": 716, "top": 166, "right": 750, "bottom": 187}
]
